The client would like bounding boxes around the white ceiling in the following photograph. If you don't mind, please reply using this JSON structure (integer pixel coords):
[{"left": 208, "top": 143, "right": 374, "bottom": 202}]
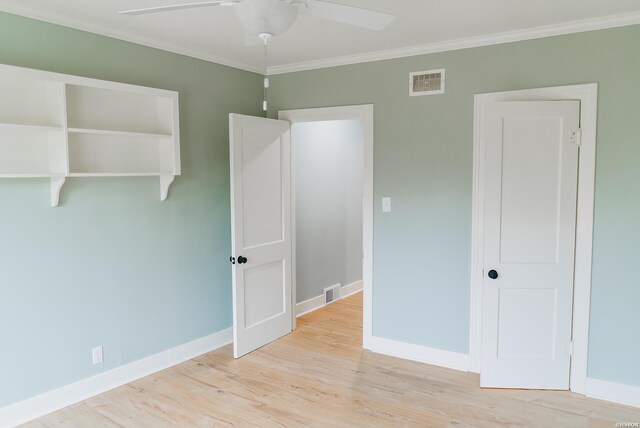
[{"left": 2, "top": 0, "right": 640, "bottom": 74}]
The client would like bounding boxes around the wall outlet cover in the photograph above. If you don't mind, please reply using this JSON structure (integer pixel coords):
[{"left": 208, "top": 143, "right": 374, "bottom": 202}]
[{"left": 92, "top": 346, "right": 104, "bottom": 365}]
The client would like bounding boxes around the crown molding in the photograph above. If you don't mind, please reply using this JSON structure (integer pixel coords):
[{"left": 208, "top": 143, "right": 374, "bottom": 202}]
[
  {"left": 267, "top": 10, "right": 640, "bottom": 75},
  {"left": 0, "top": 1, "right": 265, "bottom": 74},
  {"left": 3, "top": 2, "right": 640, "bottom": 77}
]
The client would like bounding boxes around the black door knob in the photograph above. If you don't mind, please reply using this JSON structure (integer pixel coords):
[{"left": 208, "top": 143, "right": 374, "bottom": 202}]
[
  {"left": 238, "top": 256, "right": 248, "bottom": 264},
  {"left": 230, "top": 256, "right": 235, "bottom": 265},
  {"left": 488, "top": 269, "right": 499, "bottom": 279}
]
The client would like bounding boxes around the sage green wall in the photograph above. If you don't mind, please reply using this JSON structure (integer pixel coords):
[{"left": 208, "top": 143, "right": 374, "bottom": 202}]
[
  {"left": 269, "top": 25, "right": 640, "bottom": 387},
  {"left": 2, "top": 11, "right": 638, "bottom": 410},
  {"left": 0, "top": 12, "right": 262, "bottom": 407}
]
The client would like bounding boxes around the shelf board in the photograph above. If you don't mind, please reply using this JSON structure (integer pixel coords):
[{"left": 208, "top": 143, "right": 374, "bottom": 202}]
[
  {"left": 1, "top": 173, "right": 174, "bottom": 178},
  {"left": 0, "top": 173, "right": 65, "bottom": 178},
  {"left": 69, "top": 172, "right": 172, "bottom": 177},
  {"left": 0, "top": 123, "right": 63, "bottom": 132},
  {"left": 68, "top": 128, "right": 172, "bottom": 139}
]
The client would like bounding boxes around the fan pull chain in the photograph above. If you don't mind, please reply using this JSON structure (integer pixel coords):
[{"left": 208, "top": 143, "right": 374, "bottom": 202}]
[{"left": 262, "top": 33, "right": 270, "bottom": 114}]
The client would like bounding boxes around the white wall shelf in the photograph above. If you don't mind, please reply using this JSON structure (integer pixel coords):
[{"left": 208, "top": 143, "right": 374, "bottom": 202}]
[
  {"left": 69, "top": 173, "right": 165, "bottom": 177},
  {"left": 0, "top": 123, "right": 64, "bottom": 132},
  {"left": 0, "top": 174, "right": 66, "bottom": 178},
  {"left": 0, "top": 64, "right": 180, "bottom": 207},
  {"left": 68, "top": 128, "right": 172, "bottom": 139}
]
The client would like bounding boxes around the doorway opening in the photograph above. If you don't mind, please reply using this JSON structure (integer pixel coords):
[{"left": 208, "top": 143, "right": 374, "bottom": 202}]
[
  {"left": 280, "top": 105, "right": 374, "bottom": 341},
  {"left": 228, "top": 106, "right": 372, "bottom": 358},
  {"left": 291, "top": 119, "right": 364, "bottom": 317}
]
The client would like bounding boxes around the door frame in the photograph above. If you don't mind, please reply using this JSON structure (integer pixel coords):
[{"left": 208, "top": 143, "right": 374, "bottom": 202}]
[
  {"left": 278, "top": 105, "right": 374, "bottom": 342},
  {"left": 470, "top": 84, "right": 598, "bottom": 394}
]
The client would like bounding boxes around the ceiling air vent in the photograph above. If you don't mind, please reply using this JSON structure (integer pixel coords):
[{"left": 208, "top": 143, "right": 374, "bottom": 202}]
[{"left": 409, "top": 69, "right": 445, "bottom": 96}]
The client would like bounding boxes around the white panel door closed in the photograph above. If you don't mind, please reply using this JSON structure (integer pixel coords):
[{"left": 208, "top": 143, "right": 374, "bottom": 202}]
[
  {"left": 481, "top": 101, "right": 580, "bottom": 389},
  {"left": 229, "top": 113, "right": 292, "bottom": 358}
]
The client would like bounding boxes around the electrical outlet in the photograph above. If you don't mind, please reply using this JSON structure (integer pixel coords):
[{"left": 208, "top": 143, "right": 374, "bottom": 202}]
[{"left": 92, "top": 346, "right": 104, "bottom": 365}]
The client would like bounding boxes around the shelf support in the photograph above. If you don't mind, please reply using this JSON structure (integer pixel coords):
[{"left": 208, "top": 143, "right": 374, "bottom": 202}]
[
  {"left": 160, "top": 175, "right": 175, "bottom": 201},
  {"left": 50, "top": 177, "right": 65, "bottom": 207}
]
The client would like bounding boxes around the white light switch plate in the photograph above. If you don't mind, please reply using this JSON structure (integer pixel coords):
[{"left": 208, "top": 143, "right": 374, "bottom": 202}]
[{"left": 382, "top": 197, "right": 391, "bottom": 212}]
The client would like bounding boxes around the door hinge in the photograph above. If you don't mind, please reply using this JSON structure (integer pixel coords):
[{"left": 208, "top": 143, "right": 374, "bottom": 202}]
[
  {"left": 569, "top": 340, "right": 575, "bottom": 357},
  {"left": 570, "top": 129, "right": 582, "bottom": 147}
]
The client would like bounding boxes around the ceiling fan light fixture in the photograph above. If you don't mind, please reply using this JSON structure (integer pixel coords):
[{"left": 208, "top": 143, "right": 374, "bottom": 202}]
[
  {"left": 235, "top": 0, "right": 298, "bottom": 37},
  {"left": 258, "top": 32, "right": 273, "bottom": 43}
]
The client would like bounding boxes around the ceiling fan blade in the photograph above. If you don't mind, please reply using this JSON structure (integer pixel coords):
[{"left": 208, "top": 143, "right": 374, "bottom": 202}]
[
  {"left": 119, "top": 1, "right": 238, "bottom": 16},
  {"left": 300, "top": 0, "right": 395, "bottom": 31}
]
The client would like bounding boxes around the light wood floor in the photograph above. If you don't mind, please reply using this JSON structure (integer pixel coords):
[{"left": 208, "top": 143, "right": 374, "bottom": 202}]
[{"left": 27, "top": 292, "right": 639, "bottom": 427}]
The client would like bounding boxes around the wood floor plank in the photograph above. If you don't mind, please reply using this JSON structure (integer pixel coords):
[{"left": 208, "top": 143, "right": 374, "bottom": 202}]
[{"left": 24, "top": 293, "right": 640, "bottom": 427}]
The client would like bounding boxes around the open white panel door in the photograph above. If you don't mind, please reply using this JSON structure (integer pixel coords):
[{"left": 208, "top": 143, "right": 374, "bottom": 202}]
[
  {"left": 481, "top": 101, "right": 580, "bottom": 389},
  {"left": 229, "top": 114, "right": 292, "bottom": 358}
]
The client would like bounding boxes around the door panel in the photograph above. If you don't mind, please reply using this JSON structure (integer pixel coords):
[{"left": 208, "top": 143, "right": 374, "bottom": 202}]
[
  {"left": 240, "top": 127, "right": 284, "bottom": 248},
  {"left": 230, "top": 113, "right": 292, "bottom": 358},
  {"left": 481, "top": 101, "right": 580, "bottom": 389},
  {"left": 500, "top": 117, "right": 563, "bottom": 264},
  {"left": 497, "top": 288, "right": 557, "bottom": 359},
  {"left": 244, "top": 260, "right": 285, "bottom": 328}
]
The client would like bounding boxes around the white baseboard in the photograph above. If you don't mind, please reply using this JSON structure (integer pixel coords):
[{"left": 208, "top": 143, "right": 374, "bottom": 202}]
[
  {"left": 586, "top": 378, "right": 640, "bottom": 409},
  {"left": 296, "top": 294, "right": 326, "bottom": 318},
  {"left": 367, "top": 335, "right": 471, "bottom": 372},
  {"left": 365, "top": 337, "right": 640, "bottom": 409},
  {"left": 296, "top": 280, "right": 363, "bottom": 317},
  {"left": 0, "top": 328, "right": 233, "bottom": 428},
  {"left": 341, "top": 280, "right": 364, "bottom": 298}
]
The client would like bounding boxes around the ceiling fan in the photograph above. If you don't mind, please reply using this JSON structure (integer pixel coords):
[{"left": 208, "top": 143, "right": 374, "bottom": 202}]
[
  {"left": 119, "top": 0, "right": 396, "bottom": 42},
  {"left": 120, "top": 0, "right": 394, "bottom": 111}
]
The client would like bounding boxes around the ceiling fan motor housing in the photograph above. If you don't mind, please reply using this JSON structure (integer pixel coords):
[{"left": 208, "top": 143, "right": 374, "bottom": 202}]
[{"left": 235, "top": 0, "right": 299, "bottom": 36}]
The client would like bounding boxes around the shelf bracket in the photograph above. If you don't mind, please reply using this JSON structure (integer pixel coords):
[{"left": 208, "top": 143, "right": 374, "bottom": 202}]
[
  {"left": 50, "top": 177, "right": 65, "bottom": 207},
  {"left": 160, "top": 175, "right": 175, "bottom": 201}
]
